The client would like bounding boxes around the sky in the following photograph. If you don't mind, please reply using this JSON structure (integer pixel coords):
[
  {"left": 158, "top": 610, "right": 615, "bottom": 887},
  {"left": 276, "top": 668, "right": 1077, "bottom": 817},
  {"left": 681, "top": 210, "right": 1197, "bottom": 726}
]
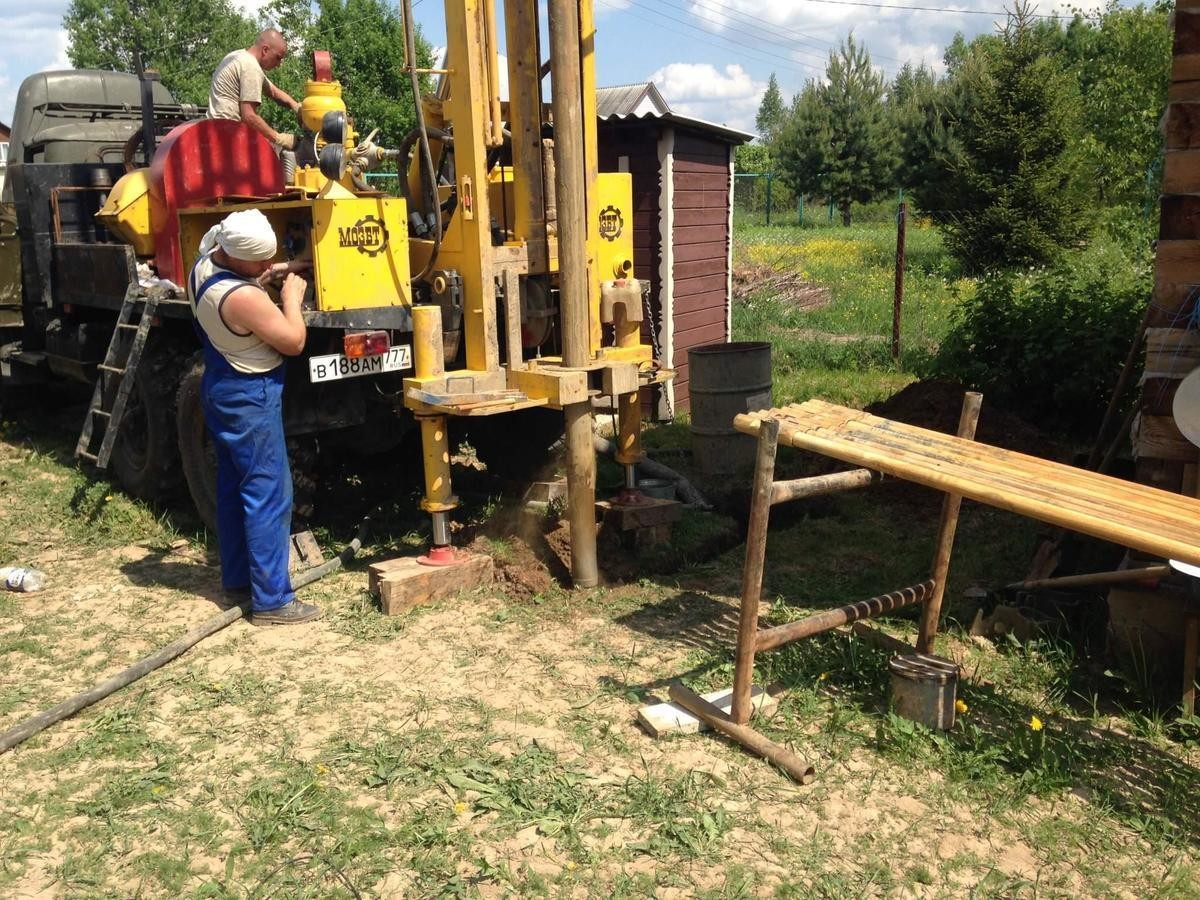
[{"left": 2, "top": 0, "right": 1127, "bottom": 141}]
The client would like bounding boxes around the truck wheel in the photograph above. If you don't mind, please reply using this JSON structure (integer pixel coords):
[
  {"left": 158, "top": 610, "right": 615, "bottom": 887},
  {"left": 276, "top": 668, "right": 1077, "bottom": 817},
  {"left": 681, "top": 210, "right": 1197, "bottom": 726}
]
[
  {"left": 176, "top": 354, "right": 218, "bottom": 532},
  {"left": 176, "top": 356, "right": 322, "bottom": 533},
  {"left": 110, "top": 342, "right": 185, "bottom": 501},
  {"left": 464, "top": 407, "right": 565, "bottom": 480}
]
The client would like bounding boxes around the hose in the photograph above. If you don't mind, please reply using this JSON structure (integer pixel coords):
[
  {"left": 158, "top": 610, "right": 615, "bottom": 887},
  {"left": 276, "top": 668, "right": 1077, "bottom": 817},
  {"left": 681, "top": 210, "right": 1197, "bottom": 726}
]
[
  {"left": 402, "top": 0, "right": 443, "bottom": 283},
  {"left": 0, "top": 515, "right": 372, "bottom": 756},
  {"left": 592, "top": 435, "right": 712, "bottom": 509}
]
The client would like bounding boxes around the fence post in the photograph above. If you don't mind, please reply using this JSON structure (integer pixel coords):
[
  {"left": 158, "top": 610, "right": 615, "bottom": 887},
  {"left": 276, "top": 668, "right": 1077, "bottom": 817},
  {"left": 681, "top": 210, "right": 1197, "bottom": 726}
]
[
  {"left": 798, "top": 194, "right": 804, "bottom": 226},
  {"left": 765, "top": 173, "right": 773, "bottom": 226},
  {"left": 892, "top": 200, "right": 907, "bottom": 363},
  {"left": 828, "top": 198, "right": 834, "bottom": 223}
]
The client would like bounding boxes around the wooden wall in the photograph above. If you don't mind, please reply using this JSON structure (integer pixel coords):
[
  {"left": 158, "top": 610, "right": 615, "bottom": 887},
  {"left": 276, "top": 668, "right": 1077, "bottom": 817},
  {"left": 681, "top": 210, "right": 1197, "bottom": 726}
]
[
  {"left": 669, "top": 131, "right": 732, "bottom": 411},
  {"left": 1141, "top": 2, "right": 1200, "bottom": 490}
]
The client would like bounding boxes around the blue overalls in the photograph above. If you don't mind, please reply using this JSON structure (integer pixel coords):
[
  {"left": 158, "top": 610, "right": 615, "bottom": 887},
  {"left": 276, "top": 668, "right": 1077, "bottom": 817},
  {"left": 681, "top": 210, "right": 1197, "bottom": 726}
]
[{"left": 189, "top": 256, "right": 294, "bottom": 612}]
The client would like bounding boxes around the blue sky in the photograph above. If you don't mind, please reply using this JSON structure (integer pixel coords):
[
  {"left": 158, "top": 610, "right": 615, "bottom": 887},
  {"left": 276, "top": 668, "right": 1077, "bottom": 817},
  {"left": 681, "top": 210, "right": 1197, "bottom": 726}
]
[{"left": 4, "top": 0, "right": 1120, "bottom": 139}]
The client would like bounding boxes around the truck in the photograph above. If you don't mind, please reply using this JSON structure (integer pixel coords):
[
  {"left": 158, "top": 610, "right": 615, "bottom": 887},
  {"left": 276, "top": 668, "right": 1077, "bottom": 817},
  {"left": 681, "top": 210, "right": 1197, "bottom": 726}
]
[{"left": 0, "top": 0, "right": 668, "bottom": 585}]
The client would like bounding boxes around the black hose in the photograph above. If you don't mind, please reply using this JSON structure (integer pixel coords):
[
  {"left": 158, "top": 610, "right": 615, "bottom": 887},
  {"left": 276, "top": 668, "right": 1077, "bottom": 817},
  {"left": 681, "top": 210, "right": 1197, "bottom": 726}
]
[
  {"left": 402, "top": 0, "right": 443, "bottom": 282},
  {"left": 0, "top": 516, "right": 372, "bottom": 756}
]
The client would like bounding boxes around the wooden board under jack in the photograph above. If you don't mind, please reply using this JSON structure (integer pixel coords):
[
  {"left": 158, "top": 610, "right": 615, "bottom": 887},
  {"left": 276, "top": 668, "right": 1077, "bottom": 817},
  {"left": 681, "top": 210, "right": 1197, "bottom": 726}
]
[
  {"left": 369, "top": 553, "right": 494, "bottom": 616},
  {"left": 637, "top": 684, "right": 777, "bottom": 738}
]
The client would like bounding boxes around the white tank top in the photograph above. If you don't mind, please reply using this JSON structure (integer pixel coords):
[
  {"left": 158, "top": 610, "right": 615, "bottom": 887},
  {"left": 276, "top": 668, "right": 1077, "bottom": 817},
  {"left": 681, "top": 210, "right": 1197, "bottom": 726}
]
[{"left": 189, "top": 253, "right": 283, "bottom": 374}]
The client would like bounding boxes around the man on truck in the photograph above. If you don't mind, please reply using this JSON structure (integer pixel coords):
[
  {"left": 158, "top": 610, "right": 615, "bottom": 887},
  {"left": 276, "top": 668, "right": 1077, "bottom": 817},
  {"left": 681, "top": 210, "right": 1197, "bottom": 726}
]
[
  {"left": 208, "top": 28, "right": 300, "bottom": 153},
  {"left": 189, "top": 209, "right": 319, "bottom": 626}
]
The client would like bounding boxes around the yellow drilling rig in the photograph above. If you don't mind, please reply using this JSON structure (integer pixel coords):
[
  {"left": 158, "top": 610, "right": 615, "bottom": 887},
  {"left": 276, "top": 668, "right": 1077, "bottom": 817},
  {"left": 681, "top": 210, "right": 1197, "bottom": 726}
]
[{"left": 2, "top": 0, "right": 670, "bottom": 586}]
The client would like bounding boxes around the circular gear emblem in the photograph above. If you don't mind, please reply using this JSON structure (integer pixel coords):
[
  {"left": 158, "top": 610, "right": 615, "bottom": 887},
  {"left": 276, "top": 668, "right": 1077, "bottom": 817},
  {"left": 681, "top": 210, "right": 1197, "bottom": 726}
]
[
  {"left": 338, "top": 215, "right": 389, "bottom": 257},
  {"left": 598, "top": 205, "right": 624, "bottom": 242}
]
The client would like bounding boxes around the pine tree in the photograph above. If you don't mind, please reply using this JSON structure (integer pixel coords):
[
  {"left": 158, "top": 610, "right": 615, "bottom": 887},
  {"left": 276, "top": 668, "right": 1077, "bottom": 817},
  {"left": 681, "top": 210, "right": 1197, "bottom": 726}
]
[
  {"left": 776, "top": 37, "right": 896, "bottom": 225},
  {"left": 941, "top": 3, "right": 1088, "bottom": 271},
  {"left": 755, "top": 73, "right": 785, "bottom": 144}
]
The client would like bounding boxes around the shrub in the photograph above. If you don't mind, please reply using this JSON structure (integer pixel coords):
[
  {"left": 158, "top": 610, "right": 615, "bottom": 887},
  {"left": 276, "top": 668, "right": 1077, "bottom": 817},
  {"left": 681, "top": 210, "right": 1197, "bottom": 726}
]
[{"left": 929, "top": 239, "right": 1149, "bottom": 432}]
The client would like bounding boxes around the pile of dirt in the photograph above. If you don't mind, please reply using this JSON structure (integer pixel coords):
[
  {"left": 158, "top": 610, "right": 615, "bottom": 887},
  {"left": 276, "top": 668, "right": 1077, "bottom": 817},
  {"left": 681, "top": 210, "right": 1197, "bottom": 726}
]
[
  {"left": 866, "top": 379, "right": 1054, "bottom": 458},
  {"left": 732, "top": 264, "right": 829, "bottom": 310}
]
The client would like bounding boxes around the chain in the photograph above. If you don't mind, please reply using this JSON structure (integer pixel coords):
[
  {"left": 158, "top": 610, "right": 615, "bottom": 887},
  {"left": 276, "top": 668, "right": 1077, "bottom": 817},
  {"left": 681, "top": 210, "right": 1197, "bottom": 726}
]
[{"left": 642, "top": 281, "right": 673, "bottom": 421}]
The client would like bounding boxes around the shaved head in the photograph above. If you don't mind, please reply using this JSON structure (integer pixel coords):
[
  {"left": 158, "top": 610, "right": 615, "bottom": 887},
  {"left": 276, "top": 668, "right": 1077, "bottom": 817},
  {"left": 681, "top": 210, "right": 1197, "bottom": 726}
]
[{"left": 251, "top": 28, "right": 288, "bottom": 70}]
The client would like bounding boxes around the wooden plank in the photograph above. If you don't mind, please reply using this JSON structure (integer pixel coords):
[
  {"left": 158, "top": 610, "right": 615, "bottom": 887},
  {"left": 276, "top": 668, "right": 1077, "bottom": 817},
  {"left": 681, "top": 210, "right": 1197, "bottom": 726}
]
[
  {"left": 673, "top": 190, "right": 730, "bottom": 209},
  {"left": 1143, "top": 377, "right": 1183, "bottom": 416},
  {"left": 369, "top": 553, "right": 494, "bottom": 616},
  {"left": 673, "top": 206, "right": 729, "bottom": 227},
  {"left": 1134, "top": 414, "right": 1197, "bottom": 462},
  {"left": 1170, "top": 80, "right": 1200, "bottom": 102},
  {"left": 1164, "top": 105, "right": 1200, "bottom": 151},
  {"left": 1148, "top": 280, "right": 1197, "bottom": 325},
  {"left": 673, "top": 305, "right": 727, "bottom": 333},
  {"left": 1154, "top": 239, "right": 1200, "bottom": 284},
  {"left": 734, "top": 401, "right": 1200, "bottom": 566},
  {"left": 673, "top": 226, "right": 728, "bottom": 248},
  {"left": 1145, "top": 327, "right": 1200, "bottom": 375},
  {"left": 675, "top": 321, "right": 729, "bottom": 349},
  {"left": 1163, "top": 151, "right": 1200, "bottom": 194},
  {"left": 1174, "top": 55, "right": 1200, "bottom": 84},
  {"left": 1160, "top": 193, "right": 1200, "bottom": 237},
  {"left": 674, "top": 172, "right": 730, "bottom": 192},
  {"left": 1177, "top": 10, "right": 1200, "bottom": 56},
  {"left": 675, "top": 290, "right": 726, "bottom": 314},
  {"left": 638, "top": 684, "right": 776, "bottom": 737},
  {"left": 674, "top": 132, "right": 730, "bottom": 157},
  {"left": 674, "top": 272, "right": 729, "bottom": 299},
  {"left": 674, "top": 239, "right": 729, "bottom": 262},
  {"left": 674, "top": 257, "right": 726, "bottom": 279},
  {"left": 674, "top": 156, "right": 733, "bottom": 175}
]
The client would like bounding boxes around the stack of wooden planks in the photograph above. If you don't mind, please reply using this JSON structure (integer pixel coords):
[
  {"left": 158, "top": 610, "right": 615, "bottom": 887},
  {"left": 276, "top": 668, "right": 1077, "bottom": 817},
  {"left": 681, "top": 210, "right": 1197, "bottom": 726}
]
[{"left": 735, "top": 400, "right": 1200, "bottom": 569}]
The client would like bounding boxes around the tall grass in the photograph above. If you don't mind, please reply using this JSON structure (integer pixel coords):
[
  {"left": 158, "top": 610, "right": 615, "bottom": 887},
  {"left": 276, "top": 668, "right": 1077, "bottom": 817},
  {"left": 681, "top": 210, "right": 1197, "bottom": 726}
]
[{"left": 732, "top": 220, "right": 971, "bottom": 408}]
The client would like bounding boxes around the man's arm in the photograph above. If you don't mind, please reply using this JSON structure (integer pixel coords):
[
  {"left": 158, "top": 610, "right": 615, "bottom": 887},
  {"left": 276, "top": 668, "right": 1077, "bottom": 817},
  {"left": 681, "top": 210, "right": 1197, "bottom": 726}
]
[
  {"left": 265, "top": 79, "right": 301, "bottom": 115},
  {"left": 237, "top": 100, "right": 289, "bottom": 147},
  {"left": 222, "top": 275, "right": 308, "bottom": 356}
]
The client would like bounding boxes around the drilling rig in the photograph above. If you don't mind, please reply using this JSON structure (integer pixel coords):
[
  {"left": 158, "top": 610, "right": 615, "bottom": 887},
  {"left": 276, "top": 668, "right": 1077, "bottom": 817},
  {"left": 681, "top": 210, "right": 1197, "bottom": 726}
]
[{"left": 1, "top": 0, "right": 669, "bottom": 586}]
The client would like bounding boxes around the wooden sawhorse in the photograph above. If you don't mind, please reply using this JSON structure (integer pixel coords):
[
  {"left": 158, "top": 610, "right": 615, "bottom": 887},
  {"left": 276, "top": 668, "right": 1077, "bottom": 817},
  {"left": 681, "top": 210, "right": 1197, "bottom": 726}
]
[{"left": 729, "top": 394, "right": 1200, "bottom": 726}]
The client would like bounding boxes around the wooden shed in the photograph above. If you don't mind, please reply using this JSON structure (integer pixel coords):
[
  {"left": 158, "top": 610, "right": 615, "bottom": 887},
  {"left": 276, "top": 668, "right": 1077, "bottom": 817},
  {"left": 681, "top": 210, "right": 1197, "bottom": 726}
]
[{"left": 596, "top": 83, "right": 752, "bottom": 419}]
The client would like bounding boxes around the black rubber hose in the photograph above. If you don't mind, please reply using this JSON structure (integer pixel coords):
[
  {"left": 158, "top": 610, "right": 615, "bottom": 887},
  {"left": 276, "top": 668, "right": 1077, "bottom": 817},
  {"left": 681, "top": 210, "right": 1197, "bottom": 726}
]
[
  {"left": 402, "top": 0, "right": 443, "bottom": 282},
  {"left": 0, "top": 515, "right": 372, "bottom": 756}
]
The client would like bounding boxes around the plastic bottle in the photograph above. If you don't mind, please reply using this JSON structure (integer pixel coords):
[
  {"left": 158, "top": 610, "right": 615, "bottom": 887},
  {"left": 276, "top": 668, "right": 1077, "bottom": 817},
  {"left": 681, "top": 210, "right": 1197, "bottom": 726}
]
[{"left": 0, "top": 567, "right": 47, "bottom": 593}]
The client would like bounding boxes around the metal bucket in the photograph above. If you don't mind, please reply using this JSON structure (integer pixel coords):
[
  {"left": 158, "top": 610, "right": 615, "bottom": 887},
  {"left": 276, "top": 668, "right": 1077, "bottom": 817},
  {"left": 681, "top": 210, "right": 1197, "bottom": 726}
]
[
  {"left": 688, "top": 342, "right": 773, "bottom": 475},
  {"left": 889, "top": 653, "right": 958, "bottom": 730},
  {"left": 637, "top": 478, "right": 676, "bottom": 501}
]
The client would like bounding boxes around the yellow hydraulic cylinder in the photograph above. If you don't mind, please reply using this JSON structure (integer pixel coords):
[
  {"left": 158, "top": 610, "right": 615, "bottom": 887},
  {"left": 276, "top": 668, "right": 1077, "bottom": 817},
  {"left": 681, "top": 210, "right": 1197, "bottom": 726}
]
[
  {"left": 413, "top": 304, "right": 446, "bottom": 378},
  {"left": 615, "top": 390, "right": 645, "bottom": 468},
  {"left": 418, "top": 415, "right": 457, "bottom": 515}
]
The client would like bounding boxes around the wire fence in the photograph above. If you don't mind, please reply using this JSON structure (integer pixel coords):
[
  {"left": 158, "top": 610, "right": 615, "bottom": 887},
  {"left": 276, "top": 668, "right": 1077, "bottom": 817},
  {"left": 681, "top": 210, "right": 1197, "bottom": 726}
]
[{"left": 733, "top": 174, "right": 903, "bottom": 227}]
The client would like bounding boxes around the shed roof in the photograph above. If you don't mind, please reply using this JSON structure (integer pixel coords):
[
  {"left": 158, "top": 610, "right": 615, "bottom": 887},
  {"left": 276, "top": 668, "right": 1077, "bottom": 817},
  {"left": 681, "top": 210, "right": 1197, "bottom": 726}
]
[{"left": 596, "top": 82, "right": 753, "bottom": 145}]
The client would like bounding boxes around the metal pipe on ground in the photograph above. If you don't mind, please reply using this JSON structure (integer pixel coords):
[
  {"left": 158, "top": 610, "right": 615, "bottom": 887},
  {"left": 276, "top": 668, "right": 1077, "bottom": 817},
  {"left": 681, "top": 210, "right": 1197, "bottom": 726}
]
[
  {"left": 547, "top": 0, "right": 598, "bottom": 588},
  {"left": 0, "top": 518, "right": 370, "bottom": 756},
  {"left": 1005, "top": 565, "right": 1171, "bottom": 592}
]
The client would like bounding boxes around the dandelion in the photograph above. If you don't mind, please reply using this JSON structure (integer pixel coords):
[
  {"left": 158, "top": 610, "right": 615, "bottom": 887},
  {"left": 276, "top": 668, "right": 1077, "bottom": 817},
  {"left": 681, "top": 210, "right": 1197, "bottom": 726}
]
[
  {"left": 818, "top": 672, "right": 829, "bottom": 682},
  {"left": 104, "top": 495, "right": 113, "bottom": 502},
  {"left": 314, "top": 763, "right": 329, "bottom": 776},
  {"left": 1029, "top": 715, "right": 1044, "bottom": 732},
  {"left": 454, "top": 801, "right": 468, "bottom": 814},
  {"left": 566, "top": 861, "right": 578, "bottom": 872},
  {"left": 152, "top": 785, "right": 166, "bottom": 795},
  {"left": 955, "top": 699, "right": 968, "bottom": 715}
]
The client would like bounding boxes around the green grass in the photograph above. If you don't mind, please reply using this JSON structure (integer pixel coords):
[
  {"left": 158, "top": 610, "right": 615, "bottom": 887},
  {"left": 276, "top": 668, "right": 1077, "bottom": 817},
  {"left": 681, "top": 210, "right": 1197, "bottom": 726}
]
[{"left": 734, "top": 220, "right": 971, "bottom": 407}]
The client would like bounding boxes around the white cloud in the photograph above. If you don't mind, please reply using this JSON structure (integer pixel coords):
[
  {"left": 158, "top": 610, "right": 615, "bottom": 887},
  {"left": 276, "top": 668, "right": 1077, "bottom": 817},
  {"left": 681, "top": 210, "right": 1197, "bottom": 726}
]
[
  {"left": 0, "top": 5, "right": 71, "bottom": 128},
  {"left": 650, "top": 62, "right": 764, "bottom": 133}
]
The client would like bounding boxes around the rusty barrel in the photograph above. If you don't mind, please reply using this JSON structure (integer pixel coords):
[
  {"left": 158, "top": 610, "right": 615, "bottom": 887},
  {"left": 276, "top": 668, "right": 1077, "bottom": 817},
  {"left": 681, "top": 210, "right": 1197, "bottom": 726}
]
[
  {"left": 688, "top": 341, "right": 773, "bottom": 475},
  {"left": 889, "top": 653, "right": 959, "bottom": 730}
]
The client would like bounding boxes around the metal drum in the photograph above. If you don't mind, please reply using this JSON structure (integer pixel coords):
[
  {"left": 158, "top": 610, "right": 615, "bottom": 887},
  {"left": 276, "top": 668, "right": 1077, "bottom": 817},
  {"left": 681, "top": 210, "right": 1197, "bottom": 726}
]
[
  {"left": 889, "top": 653, "right": 959, "bottom": 730},
  {"left": 688, "top": 341, "right": 773, "bottom": 475}
]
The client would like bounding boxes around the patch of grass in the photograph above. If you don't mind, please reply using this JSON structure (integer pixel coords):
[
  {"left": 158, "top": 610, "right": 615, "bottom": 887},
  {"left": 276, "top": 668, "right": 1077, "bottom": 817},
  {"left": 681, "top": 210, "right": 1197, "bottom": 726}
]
[{"left": 617, "top": 768, "right": 730, "bottom": 857}]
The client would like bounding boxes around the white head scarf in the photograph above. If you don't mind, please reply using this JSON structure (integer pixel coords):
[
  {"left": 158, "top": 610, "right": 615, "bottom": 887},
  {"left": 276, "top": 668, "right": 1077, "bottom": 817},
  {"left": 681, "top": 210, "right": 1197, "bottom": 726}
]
[{"left": 198, "top": 209, "right": 278, "bottom": 261}]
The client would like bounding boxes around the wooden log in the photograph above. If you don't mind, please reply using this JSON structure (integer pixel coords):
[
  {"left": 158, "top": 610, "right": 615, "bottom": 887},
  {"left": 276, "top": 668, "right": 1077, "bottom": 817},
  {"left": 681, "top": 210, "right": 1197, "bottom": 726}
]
[
  {"left": 1147, "top": 281, "right": 1198, "bottom": 326},
  {"left": 755, "top": 581, "right": 933, "bottom": 652},
  {"left": 1007, "top": 565, "right": 1171, "bottom": 592},
  {"left": 1155, "top": 239, "right": 1200, "bottom": 285},
  {"left": 668, "top": 683, "right": 815, "bottom": 784},
  {"left": 1165, "top": 105, "right": 1200, "bottom": 152},
  {"left": 918, "top": 392, "right": 982, "bottom": 653},
  {"left": 1184, "top": 616, "right": 1199, "bottom": 718},
  {"left": 731, "top": 418, "right": 780, "bottom": 725},
  {"left": 1145, "top": 328, "right": 1200, "bottom": 376},
  {"left": 770, "top": 468, "right": 880, "bottom": 505}
]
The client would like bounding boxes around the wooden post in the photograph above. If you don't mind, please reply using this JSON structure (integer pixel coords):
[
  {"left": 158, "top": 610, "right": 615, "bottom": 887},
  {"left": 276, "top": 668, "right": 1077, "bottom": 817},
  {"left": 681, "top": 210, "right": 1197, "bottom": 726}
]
[
  {"left": 731, "top": 418, "right": 779, "bottom": 725},
  {"left": 916, "top": 392, "right": 982, "bottom": 654},
  {"left": 669, "top": 683, "right": 814, "bottom": 783},
  {"left": 1184, "top": 615, "right": 1199, "bottom": 718},
  {"left": 892, "top": 201, "right": 906, "bottom": 362}
]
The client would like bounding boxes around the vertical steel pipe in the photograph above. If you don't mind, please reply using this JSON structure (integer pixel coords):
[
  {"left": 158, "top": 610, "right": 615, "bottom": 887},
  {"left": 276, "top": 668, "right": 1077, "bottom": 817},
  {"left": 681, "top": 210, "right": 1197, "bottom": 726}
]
[
  {"left": 916, "top": 392, "right": 982, "bottom": 653},
  {"left": 548, "top": 0, "right": 598, "bottom": 587}
]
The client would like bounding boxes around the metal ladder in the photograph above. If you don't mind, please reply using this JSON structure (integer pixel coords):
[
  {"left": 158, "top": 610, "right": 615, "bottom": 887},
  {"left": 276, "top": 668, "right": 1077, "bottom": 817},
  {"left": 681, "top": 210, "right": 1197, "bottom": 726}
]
[{"left": 76, "top": 287, "right": 160, "bottom": 469}]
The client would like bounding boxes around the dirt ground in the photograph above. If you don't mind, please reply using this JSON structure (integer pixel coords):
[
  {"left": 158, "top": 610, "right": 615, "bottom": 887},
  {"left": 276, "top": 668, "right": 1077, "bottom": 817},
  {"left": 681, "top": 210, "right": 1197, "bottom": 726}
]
[{"left": 2, "top": 399, "right": 1199, "bottom": 898}]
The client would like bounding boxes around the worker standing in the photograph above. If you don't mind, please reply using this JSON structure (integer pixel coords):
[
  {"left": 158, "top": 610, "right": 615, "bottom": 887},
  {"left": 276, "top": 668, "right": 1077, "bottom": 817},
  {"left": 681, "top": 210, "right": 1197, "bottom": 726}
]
[
  {"left": 188, "top": 209, "right": 320, "bottom": 626},
  {"left": 208, "top": 28, "right": 301, "bottom": 154}
]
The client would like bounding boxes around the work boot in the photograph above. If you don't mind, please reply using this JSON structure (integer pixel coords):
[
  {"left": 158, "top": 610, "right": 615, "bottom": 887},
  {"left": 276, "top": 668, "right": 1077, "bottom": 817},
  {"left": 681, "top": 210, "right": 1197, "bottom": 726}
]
[
  {"left": 216, "top": 586, "right": 252, "bottom": 610},
  {"left": 250, "top": 600, "right": 323, "bottom": 627}
]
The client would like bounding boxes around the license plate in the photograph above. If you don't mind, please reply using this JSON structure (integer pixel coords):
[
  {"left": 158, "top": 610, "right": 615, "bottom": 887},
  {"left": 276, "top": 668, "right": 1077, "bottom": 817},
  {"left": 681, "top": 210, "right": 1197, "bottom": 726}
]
[{"left": 308, "top": 345, "right": 412, "bottom": 383}]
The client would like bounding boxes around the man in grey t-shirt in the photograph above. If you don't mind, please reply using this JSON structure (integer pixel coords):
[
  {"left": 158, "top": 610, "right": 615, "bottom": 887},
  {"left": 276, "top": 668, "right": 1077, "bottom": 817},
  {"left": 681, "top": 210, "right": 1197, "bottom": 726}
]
[{"left": 208, "top": 28, "right": 301, "bottom": 152}]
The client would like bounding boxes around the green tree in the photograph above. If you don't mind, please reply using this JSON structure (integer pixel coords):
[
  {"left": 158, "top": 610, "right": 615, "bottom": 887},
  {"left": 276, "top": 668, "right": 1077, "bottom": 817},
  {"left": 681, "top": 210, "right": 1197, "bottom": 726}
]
[
  {"left": 755, "top": 73, "right": 786, "bottom": 144},
  {"left": 776, "top": 36, "right": 896, "bottom": 225},
  {"left": 939, "top": 4, "right": 1087, "bottom": 271},
  {"left": 64, "top": 0, "right": 257, "bottom": 107}
]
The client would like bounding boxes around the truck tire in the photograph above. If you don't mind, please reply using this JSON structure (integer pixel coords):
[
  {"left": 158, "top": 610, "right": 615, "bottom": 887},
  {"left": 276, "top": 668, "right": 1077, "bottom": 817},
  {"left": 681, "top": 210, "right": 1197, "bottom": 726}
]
[
  {"left": 176, "top": 355, "right": 321, "bottom": 533},
  {"left": 110, "top": 342, "right": 186, "bottom": 502},
  {"left": 176, "top": 354, "right": 219, "bottom": 532}
]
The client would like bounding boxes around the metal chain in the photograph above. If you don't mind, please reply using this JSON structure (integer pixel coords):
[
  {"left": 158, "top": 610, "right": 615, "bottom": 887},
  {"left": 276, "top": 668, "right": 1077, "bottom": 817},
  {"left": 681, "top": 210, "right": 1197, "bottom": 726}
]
[{"left": 643, "top": 282, "right": 673, "bottom": 420}]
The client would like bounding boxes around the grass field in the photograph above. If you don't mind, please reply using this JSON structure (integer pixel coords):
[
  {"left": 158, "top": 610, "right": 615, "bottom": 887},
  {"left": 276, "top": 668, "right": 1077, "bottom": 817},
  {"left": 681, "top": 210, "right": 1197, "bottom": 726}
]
[{"left": 2, "top": 224, "right": 1199, "bottom": 897}]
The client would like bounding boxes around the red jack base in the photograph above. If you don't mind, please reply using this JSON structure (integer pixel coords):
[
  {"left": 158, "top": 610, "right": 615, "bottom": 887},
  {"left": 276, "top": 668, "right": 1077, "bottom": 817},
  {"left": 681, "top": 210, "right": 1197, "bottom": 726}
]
[
  {"left": 613, "top": 488, "right": 649, "bottom": 506},
  {"left": 417, "top": 545, "right": 461, "bottom": 567}
]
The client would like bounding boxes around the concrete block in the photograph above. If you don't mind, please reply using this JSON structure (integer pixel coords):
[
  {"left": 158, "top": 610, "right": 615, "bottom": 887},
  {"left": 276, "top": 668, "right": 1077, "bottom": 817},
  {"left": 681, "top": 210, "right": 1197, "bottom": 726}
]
[{"left": 637, "top": 685, "right": 777, "bottom": 738}]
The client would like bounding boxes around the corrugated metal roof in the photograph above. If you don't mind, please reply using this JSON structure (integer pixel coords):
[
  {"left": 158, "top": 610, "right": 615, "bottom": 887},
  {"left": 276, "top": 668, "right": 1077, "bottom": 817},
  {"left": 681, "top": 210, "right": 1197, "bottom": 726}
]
[{"left": 596, "top": 82, "right": 753, "bottom": 145}]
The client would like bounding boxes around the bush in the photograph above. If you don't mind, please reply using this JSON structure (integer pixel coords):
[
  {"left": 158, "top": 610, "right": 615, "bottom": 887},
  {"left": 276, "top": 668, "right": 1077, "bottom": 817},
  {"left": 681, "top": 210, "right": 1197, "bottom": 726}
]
[{"left": 929, "top": 239, "right": 1149, "bottom": 432}]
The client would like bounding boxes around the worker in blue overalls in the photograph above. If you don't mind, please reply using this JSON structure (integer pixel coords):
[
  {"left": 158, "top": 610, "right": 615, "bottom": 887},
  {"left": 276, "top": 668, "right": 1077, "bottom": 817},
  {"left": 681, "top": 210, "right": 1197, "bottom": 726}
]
[{"left": 188, "top": 209, "right": 320, "bottom": 625}]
